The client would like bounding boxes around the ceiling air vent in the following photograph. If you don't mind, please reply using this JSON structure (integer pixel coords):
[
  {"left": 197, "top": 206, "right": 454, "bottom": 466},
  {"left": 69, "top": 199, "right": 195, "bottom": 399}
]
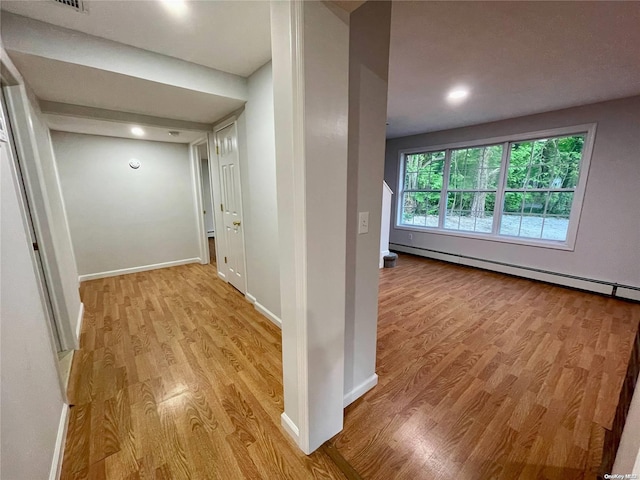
[{"left": 51, "top": 0, "right": 88, "bottom": 13}]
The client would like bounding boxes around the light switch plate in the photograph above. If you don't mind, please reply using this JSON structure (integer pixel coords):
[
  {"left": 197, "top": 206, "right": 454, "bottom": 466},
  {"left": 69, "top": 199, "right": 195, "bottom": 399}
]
[{"left": 358, "top": 211, "right": 369, "bottom": 234}]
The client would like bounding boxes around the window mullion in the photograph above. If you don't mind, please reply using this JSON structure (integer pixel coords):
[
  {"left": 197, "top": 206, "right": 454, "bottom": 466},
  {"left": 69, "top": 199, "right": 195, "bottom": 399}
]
[
  {"left": 492, "top": 141, "right": 510, "bottom": 235},
  {"left": 438, "top": 149, "right": 452, "bottom": 229}
]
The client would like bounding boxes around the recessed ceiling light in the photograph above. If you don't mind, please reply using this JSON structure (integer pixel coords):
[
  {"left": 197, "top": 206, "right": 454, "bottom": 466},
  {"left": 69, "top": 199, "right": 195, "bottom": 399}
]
[
  {"left": 131, "top": 126, "right": 145, "bottom": 136},
  {"left": 447, "top": 86, "right": 470, "bottom": 104},
  {"left": 159, "top": 0, "right": 188, "bottom": 17}
]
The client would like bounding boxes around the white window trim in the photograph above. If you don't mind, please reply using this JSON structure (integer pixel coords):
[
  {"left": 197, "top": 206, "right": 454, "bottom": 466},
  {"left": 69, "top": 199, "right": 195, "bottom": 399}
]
[{"left": 395, "top": 123, "right": 597, "bottom": 251}]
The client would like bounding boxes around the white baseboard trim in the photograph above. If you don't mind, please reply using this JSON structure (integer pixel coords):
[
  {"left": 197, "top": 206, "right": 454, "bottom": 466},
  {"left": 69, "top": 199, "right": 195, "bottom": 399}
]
[
  {"left": 245, "top": 293, "right": 282, "bottom": 328},
  {"left": 217, "top": 271, "right": 226, "bottom": 282},
  {"left": 390, "top": 243, "right": 622, "bottom": 296},
  {"left": 344, "top": 373, "right": 378, "bottom": 408},
  {"left": 255, "top": 301, "right": 282, "bottom": 329},
  {"left": 78, "top": 258, "right": 201, "bottom": 282},
  {"left": 49, "top": 404, "right": 70, "bottom": 480},
  {"left": 618, "top": 288, "right": 640, "bottom": 302},
  {"left": 74, "top": 302, "right": 84, "bottom": 345},
  {"left": 281, "top": 412, "right": 300, "bottom": 443},
  {"left": 207, "top": 232, "right": 215, "bottom": 238}
]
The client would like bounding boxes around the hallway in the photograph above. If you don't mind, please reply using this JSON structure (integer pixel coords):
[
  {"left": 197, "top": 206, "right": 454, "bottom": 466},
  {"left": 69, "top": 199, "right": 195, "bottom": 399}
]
[{"left": 61, "top": 263, "right": 344, "bottom": 479}]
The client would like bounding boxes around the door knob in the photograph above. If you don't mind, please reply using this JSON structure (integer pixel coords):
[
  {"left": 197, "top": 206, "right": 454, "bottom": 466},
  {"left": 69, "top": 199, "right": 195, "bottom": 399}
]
[{"left": 233, "top": 221, "right": 241, "bottom": 226}]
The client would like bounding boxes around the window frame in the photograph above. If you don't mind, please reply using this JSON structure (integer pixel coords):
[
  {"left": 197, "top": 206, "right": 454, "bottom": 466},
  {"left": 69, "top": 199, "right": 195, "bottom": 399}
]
[
  {"left": 401, "top": 149, "right": 447, "bottom": 228},
  {"left": 395, "top": 123, "right": 597, "bottom": 251}
]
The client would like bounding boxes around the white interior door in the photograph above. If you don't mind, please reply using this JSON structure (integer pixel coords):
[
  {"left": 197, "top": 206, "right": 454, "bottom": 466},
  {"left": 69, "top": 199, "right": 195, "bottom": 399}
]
[{"left": 216, "top": 122, "right": 247, "bottom": 293}]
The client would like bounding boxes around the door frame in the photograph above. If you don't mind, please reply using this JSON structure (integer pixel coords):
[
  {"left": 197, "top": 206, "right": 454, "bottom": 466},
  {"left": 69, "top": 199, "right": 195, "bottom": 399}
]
[
  {"left": 1, "top": 88, "right": 64, "bottom": 350},
  {"left": 3, "top": 84, "right": 79, "bottom": 353},
  {"left": 190, "top": 137, "right": 216, "bottom": 266},
  {"left": 209, "top": 117, "right": 248, "bottom": 291},
  {"left": 1, "top": 53, "right": 70, "bottom": 398}
]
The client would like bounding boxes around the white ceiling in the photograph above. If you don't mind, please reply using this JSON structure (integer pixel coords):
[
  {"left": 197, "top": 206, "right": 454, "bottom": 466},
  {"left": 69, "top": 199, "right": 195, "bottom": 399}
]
[
  {"left": 387, "top": 1, "right": 640, "bottom": 138},
  {"left": 1, "top": 0, "right": 272, "bottom": 77},
  {"left": 9, "top": 52, "right": 244, "bottom": 124},
  {"left": 7, "top": 1, "right": 638, "bottom": 141},
  {"left": 45, "top": 114, "right": 205, "bottom": 144}
]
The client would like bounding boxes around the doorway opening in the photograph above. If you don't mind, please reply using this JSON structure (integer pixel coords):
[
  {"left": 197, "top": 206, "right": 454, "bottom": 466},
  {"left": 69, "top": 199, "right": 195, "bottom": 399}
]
[
  {"left": 1, "top": 86, "right": 62, "bottom": 349},
  {"left": 192, "top": 122, "right": 247, "bottom": 295},
  {"left": 1, "top": 79, "right": 73, "bottom": 394},
  {"left": 197, "top": 141, "right": 216, "bottom": 267}
]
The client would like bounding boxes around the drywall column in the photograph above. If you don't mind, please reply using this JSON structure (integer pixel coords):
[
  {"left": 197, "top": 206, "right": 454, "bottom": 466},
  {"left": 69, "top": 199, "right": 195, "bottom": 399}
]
[
  {"left": 271, "top": 0, "right": 350, "bottom": 453},
  {"left": 1, "top": 101, "right": 67, "bottom": 480},
  {"left": 344, "top": 1, "right": 392, "bottom": 406}
]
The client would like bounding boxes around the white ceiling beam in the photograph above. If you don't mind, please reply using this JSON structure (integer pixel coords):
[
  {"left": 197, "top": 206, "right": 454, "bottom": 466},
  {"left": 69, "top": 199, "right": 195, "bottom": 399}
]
[
  {"left": 39, "top": 101, "right": 213, "bottom": 132},
  {"left": 1, "top": 12, "right": 248, "bottom": 102}
]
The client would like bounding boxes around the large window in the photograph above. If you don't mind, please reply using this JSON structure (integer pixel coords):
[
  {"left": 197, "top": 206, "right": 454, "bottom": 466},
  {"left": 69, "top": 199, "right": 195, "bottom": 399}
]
[
  {"left": 397, "top": 125, "right": 595, "bottom": 248},
  {"left": 402, "top": 150, "right": 445, "bottom": 228}
]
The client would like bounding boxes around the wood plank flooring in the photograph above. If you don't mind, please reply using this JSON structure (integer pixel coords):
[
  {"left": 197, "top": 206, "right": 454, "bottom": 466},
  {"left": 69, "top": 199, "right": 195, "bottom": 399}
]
[
  {"left": 333, "top": 254, "right": 640, "bottom": 480},
  {"left": 208, "top": 238, "right": 216, "bottom": 266},
  {"left": 61, "top": 262, "right": 346, "bottom": 480},
  {"left": 62, "top": 252, "right": 640, "bottom": 480}
]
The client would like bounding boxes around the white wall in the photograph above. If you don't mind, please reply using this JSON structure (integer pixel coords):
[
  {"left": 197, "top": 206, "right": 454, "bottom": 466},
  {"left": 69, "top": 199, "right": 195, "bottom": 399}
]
[
  {"left": 344, "top": 0, "right": 392, "bottom": 406},
  {"left": 1, "top": 122, "right": 66, "bottom": 480},
  {"left": 52, "top": 132, "right": 201, "bottom": 279},
  {"left": 237, "top": 61, "right": 281, "bottom": 320},
  {"left": 385, "top": 96, "right": 640, "bottom": 290},
  {"left": 5, "top": 84, "right": 82, "bottom": 347}
]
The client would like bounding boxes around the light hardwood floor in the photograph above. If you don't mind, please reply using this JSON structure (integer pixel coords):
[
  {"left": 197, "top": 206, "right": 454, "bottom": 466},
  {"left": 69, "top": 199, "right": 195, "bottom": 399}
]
[
  {"left": 333, "top": 254, "right": 640, "bottom": 480},
  {"left": 208, "top": 237, "right": 216, "bottom": 267},
  {"left": 61, "top": 262, "right": 346, "bottom": 479},
  {"left": 62, "top": 253, "right": 640, "bottom": 480}
]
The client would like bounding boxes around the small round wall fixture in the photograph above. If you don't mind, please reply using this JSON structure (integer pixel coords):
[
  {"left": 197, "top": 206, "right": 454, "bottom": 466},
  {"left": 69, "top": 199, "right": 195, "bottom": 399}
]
[{"left": 129, "top": 159, "right": 141, "bottom": 169}]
